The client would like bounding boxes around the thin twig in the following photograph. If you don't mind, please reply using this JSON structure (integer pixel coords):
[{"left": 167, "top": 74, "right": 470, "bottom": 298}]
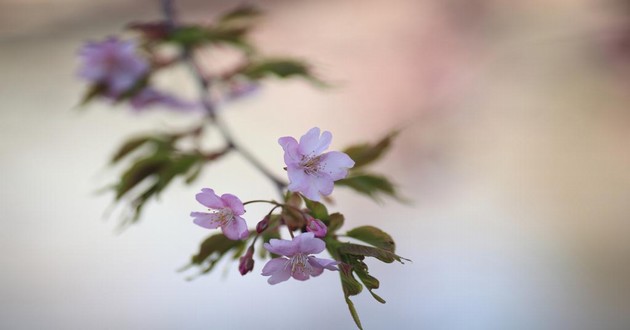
[{"left": 160, "top": 0, "right": 287, "bottom": 198}]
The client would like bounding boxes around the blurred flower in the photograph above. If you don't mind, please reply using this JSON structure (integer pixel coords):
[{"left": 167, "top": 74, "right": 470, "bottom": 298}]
[
  {"left": 262, "top": 232, "right": 337, "bottom": 284},
  {"left": 305, "top": 215, "right": 327, "bottom": 238},
  {"left": 78, "top": 37, "right": 149, "bottom": 96},
  {"left": 279, "top": 127, "right": 355, "bottom": 201},
  {"left": 190, "top": 188, "right": 249, "bottom": 240},
  {"left": 129, "top": 88, "right": 199, "bottom": 112}
]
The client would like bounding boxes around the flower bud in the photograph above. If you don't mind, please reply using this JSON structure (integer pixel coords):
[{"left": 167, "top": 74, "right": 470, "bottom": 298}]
[
  {"left": 256, "top": 215, "right": 270, "bottom": 233},
  {"left": 305, "top": 216, "right": 327, "bottom": 238},
  {"left": 239, "top": 246, "right": 255, "bottom": 276}
]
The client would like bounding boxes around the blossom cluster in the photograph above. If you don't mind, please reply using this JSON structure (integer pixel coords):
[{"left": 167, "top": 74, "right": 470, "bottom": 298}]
[
  {"left": 190, "top": 127, "right": 354, "bottom": 283},
  {"left": 79, "top": 5, "right": 404, "bottom": 327}
]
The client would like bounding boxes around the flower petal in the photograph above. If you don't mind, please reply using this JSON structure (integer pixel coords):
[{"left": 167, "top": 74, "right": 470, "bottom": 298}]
[
  {"left": 295, "top": 232, "right": 326, "bottom": 254},
  {"left": 291, "top": 268, "right": 310, "bottom": 281},
  {"left": 262, "top": 258, "right": 292, "bottom": 285},
  {"left": 309, "top": 256, "right": 339, "bottom": 271},
  {"left": 196, "top": 188, "right": 225, "bottom": 209},
  {"left": 221, "top": 193, "right": 245, "bottom": 215},
  {"left": 261, "top": 257, "right": 289, "bottom": 275},
  {"left": 222, "top": 216, "right": 249, "bottom": 240},
  {"left": 286, "top": 166, "right": 309, "bottom": 192},
  {"left": 307, "top": 259, "right": 325, "bottom": 277},
  {"left": 268, "top": 268, "right": 292, "bottom": 285},
  {"left": 299, "top": 175, "right": 323, "bottom": 201},
  {"left": 298, "top": 127, "right": 332, "bottom": 156},
  {"left": 191, "top": 212, "right": 222, "bottom": 229},
  {"left": 319, "top": 151, "right": 355, "bottom": 180},
  {"left": 278, "top": 136, "right": 301, "bottom": 166},
  {"left": 264, "top": 237, "right": 298, "bottom": 257},
  {"left": 315, "top": 173, "right": 334, "bottom": 197}
]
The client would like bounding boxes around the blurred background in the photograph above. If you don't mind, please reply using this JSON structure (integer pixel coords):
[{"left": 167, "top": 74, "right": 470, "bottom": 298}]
[{"left": 2, "top": 0, "right": 630, "bottom": 329}]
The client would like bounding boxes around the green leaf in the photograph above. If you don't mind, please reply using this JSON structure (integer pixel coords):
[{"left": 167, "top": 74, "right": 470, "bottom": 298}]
[
  {"left": 218, "top": 4, "right": 262, "bottom": 24},
  {"left": 154, "top": 154, "right": 201, "bottom": 191},
  {"left": 338, "top": 243, "right": 407, "bottom": 264},
  {"left": 343, "top": 131, "right": 398, "bottom": 168},
  {"left": 110, "top": 136, "right": 153, "bottom": 163},
  {"left": 336, "top": 173, "right": 398, "bottom": 202},
  {"left": 241, "top": 58, "right": 325, "bottom": 85},
  {"left": 167, "top": 25, "right": 209, "bottom": 47},
  {"left": 327, "top": 213, "right": 345, "bottom": 233},
  {"left": 115, "top": 155, "right": 169, "bottom": 200},
  {"left": 78, "top": 83, "right": 105, "bottom": 106},
  {"left": 344, "top": 296, "right": 364, "bottom": 330},
  {"left": 185, "top": 233, "right": 247, "bottom": 277},
  {"left": 338, "top": 263, "right": 364, "bottom": 330},
  {"left": 303, "top": 197, "right": 329, "bottom": 221},
  {"left": 349, "top": 257, "right": 386, "bottom": 304},
  {"left": 346, "top": 226, "right": 396, "bottom": 252}
]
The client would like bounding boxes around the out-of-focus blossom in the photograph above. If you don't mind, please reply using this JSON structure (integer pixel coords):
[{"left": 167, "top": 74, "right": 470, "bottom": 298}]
[
  {"left": 190, "top": 188, "right": 249, "bottom": 240},
  {"left": 305, "top": 215, "right": 327, "bottom": 238},
  {"left": 279, "top": 127, "right": 355, "bottom": 201},
  {"left": 78, "top": 37, "right": 149, "bottom": 96},
  {"left": 261, "top": 232, "right": 338, "bottom": 284},
  {"left": 129, "top": 88, "right": 199, "bottom": 112}
]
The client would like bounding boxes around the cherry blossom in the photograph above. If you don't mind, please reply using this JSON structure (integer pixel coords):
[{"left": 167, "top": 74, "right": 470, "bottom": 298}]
[
  {"left": 261, "top": 232, "right": 338, "bottom": 284},
  {"left": 190, "top": 188, "right": 248, "bottom": 240},
  {"left": 278, "top": 127, "right": 355, "bottom": 201},
  {"left": 78, "top": 37, "right": 148, "bottom": 96}
]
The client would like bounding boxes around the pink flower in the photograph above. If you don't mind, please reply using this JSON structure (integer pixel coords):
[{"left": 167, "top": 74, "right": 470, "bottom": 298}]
[
  {"left": 305, "top": 216, "right": 327, "bottom": 238},
  {"left": 261, "top": 232, "right": 338, "bottom": 284},
  {"left": 190, "top": 188, "right": 248, "bottom": 240},
  {"left": 278, "top": 127, "right": 355, "bottom": 201},
  {"left": 78, "top": 37, "right": 149, "bottom": 96}
]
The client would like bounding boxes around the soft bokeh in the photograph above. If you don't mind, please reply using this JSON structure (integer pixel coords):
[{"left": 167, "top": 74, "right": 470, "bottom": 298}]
[{"left": 2, "top": 0, "right": 630, "bottom": 329}]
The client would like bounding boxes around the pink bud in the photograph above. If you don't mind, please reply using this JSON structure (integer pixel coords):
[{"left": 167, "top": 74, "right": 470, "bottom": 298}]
[
  {"left": 256, "top": 215, "right": 270, "bottom": 234},
  {"left": 239, "top": 246, "right": 255, "bottom": 275},
  {"left": 305, "top": 216, "right": 327, "bottom": 238}
]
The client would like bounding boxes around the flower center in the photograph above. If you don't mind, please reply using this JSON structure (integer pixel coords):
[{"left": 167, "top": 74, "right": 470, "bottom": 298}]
[
  {"left": 289, "top": 253, "right": 312, "bottom": 275},
  {"left": 300, "top": 155, "right": 322, "bottom": 175},
  {"left": 213, "top": 208, "right": 234, "bottom": 226}
]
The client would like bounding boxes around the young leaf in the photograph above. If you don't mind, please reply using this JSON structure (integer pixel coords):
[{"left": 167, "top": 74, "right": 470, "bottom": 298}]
[
  {"left": 327, "top": 213, "right": 345, "bottom": 233},
  {"left": 110, "top": 136, "right": 154, "bottom": 163},
  {"left": 344, "top": 296, "right": 364, "bottom": 330},
  {"left": 346, "top": 226, "right": 395, "bottom": 252},
  {"left": 343, "top": 131, "right": 398, "bottom": 168},
  {"left": 303, "top": 197, "right": 329, "bottom": 221},
  {"left": 338, "top": 243, "right": 407, "bottom": 264},
  {"left": 218, "top": 4, "right": 262, "bottom": 24},
  {"left": 335, "top": 173, "right": 398, "bottom": 202},
  {"left": 349, "top": 257, "right": 386, "bottom": 304},
  {"left": 186, "top": 233, "right": 248, "bottom": 276},
  {"left": 78, "top": 83, "right": 105, "bottom": 106},
  {"left": 115, "top": 155, "right": 169, "bottom": 200},
  {"left": 241, "top": 58, "right": 324, "bottom": 85},
  {"left": 339, "top": 263, "right": 364, "bottom": 330}
]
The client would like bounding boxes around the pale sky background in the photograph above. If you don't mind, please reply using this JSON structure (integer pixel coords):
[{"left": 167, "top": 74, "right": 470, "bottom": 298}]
[{"left": 2, "top": 0, "right": 630, "bottom": 329}]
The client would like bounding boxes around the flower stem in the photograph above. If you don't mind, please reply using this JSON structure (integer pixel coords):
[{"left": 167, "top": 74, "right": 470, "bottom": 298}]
[{"left": 160, "top": 0, "right": 287, "bottom": 198}]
